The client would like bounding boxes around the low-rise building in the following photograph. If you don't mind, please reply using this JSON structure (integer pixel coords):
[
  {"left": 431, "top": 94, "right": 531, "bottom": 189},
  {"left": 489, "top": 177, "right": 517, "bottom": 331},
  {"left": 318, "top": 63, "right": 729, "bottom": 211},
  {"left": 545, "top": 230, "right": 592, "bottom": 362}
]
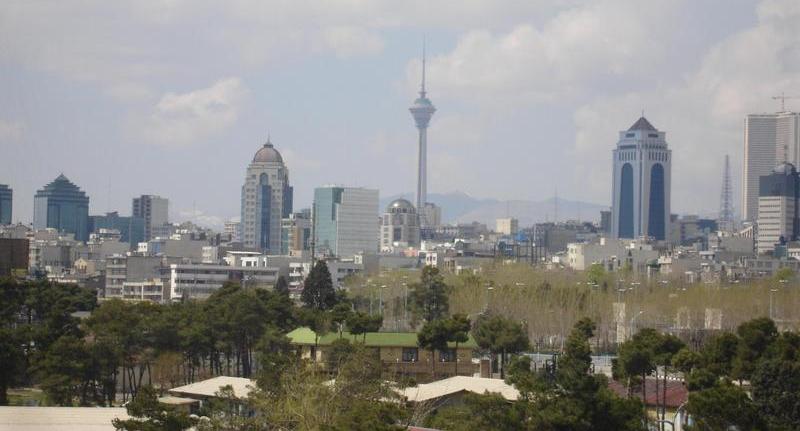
[
  {"left": 287, "top": 327, "right": 479, "bottom": 382},
  {"left": 168, "top": 263, "right": 279, "bottom": 300},
  {"left": 122, "top": 279, "right": 166, "bottom": 302}
]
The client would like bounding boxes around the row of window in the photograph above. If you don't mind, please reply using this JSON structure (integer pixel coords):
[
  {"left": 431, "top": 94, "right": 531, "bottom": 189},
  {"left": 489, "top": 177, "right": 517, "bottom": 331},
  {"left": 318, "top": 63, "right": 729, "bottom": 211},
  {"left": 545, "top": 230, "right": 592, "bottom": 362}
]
[{"left": 401, "top": 347, "right": 457, "bottom": 362}]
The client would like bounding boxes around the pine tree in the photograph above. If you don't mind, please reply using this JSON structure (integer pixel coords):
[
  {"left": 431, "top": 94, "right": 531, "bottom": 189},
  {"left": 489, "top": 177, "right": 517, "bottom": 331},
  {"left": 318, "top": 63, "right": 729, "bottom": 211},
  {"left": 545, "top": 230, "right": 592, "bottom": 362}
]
[{"left": 301, "top": 260, "right": 337, "bottom": 311}]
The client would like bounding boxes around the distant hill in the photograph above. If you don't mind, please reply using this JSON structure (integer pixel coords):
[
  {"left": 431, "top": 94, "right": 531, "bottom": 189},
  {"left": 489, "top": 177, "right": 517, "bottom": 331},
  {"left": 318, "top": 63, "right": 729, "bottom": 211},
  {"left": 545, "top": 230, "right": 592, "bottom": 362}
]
[{"left": 380, "top": 192, "right": 607, "bottom": 226}]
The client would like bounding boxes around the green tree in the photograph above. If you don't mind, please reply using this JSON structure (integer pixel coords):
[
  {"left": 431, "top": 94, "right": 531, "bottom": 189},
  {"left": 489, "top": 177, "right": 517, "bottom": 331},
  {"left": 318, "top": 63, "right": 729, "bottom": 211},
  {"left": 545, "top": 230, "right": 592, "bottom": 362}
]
[
  {"left": 274, "top": 275, "right": 290, "bottom": 296},
  {"left": 507, "top": 319, "right": 645, "bottom": 431},
  {"left": 447, "top": 313, "right": 471, "bottom": 375},
  {"left": 751, "top": 358, "right": 800, "bottom": 430},
  {"left": 0, "top": 327, "right": 24, "bottom": 405},
  {"left": 586, "top": 263, "right": 606, "bottom": 285},
  {"left": 113, "top": 385, "right": 194, "bottom": 431},
  {"left": 302, "top": 260, "right": 337, "bottom": 311},
  {"left": 36, "top": 335, "right": 90, "bottom": 406},
  {"left": 686, "top": 381, "right": 765, "bottom": 431},
  {"left": 472, "top": 315, "right": 529, "bottom": 378},
  {"left": 331, "top": 302, "right": 354, "bottom": 338},
  {"left": 409, "top": 266, "right": 449, "bottom": 322},
  {"left": 732, "top": 317, "right": 777, "bottom": 381},
  {"left": 417, "top": 319, "right": 451, "bottom": 378}
]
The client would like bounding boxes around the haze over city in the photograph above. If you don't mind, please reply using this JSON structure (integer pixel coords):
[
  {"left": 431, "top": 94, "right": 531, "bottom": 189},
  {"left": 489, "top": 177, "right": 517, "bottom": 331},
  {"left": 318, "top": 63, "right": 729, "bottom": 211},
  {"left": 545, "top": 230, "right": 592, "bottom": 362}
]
[{"left": 3, "top": 0, "right": 799, "bottom": 228}]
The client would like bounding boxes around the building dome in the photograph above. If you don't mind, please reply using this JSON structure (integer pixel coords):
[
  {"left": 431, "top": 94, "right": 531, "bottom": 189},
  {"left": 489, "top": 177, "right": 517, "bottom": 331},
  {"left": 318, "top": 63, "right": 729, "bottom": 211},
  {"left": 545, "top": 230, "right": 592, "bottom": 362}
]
[
  {"left": 773, "top": 162, "right": 797, "bottom": 175},
  {"left": 252, "top": 140, "right": 283, "bottom": 163},
  {"left": 387, "top": 198, "right": 416, "bottom": 214}
]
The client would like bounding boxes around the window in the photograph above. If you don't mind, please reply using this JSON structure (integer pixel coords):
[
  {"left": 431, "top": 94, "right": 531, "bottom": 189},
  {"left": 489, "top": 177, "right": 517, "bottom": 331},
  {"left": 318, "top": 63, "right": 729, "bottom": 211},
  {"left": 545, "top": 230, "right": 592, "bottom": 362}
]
[
  {"left": 439, "top": 349, "right": 456, "bottom": 362},
  {"left": 402, "top": 348, "right": 418, "bottom": 362}
]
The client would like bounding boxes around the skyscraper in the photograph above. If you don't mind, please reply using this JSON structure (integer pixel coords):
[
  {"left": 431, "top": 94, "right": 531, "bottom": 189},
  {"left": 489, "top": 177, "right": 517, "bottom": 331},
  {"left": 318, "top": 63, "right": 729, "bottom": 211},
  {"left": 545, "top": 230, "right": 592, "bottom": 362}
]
[
  {"left": 313, "top": 186, "right": 379, "bottom": 258},
  {"left": 409, "top": 45, "right": 439, "bottom": 228},
  {"left": 33, "top": 174, "right": 90, "bottom": 241},
  {"left": 0, "top": 184, "right": 11, "bottom": 225},
  {"left": 611, "top": 117, "right": 672, "bottom": 241},
  {"left": 132, "top": 195, "right": 169, "bottom": 241},
  {"left": 743, "top": 112, "right": 800, "bottom": 221},
  {"left": 241, "top": 139, "right": 293, "bottom": 253},
  {"left": 756, "top": 162, "right": 799, "bottom": 254}
]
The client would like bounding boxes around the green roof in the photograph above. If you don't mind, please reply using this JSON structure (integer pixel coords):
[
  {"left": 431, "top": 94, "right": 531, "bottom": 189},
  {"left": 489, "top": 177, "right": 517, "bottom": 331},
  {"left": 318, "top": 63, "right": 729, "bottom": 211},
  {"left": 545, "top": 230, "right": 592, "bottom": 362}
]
[{"left": 287, "top": 327, "right": 478, "bottom": 349}]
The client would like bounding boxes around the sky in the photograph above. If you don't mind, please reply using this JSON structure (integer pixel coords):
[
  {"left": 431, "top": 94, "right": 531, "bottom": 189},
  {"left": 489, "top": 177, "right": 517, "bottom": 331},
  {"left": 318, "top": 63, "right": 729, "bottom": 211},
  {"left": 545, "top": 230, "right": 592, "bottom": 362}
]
[{"left": 1, "top": 0, "right": 799, "bottom": 228}]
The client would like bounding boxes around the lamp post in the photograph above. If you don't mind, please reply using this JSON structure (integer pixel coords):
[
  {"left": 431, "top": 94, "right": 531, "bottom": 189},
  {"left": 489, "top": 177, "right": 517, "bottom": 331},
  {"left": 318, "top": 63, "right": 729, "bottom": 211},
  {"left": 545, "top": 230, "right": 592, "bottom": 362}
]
[{"left": 769, "top": 288, "right": 778, "bottom": 320}]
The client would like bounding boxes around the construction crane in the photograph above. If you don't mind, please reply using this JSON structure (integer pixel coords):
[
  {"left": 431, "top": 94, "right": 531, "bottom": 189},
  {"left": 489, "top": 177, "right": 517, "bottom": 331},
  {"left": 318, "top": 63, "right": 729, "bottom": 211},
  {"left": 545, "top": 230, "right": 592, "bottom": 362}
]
[{"left": 773, "top": 92, "right": 799, "bottom": 111}]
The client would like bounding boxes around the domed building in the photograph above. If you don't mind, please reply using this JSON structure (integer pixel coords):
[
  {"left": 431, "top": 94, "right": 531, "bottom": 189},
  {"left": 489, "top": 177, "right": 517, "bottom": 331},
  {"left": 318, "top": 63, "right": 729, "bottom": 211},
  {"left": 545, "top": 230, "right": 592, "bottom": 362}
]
[
  {"left": 380, "top": 198, "right": 420, "bottom": 250},
  {"left": 33, "top": 174, "right": 90, "bottom": 241},
  {"left": 241, "top": 139, "right": 293, "bottom": 253}
]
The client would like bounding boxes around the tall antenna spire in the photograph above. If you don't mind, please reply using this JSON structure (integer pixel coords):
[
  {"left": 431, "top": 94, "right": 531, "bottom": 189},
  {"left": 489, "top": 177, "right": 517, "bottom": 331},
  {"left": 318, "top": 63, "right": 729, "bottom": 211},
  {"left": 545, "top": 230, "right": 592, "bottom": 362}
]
[
  {"left": 719, "top": 154, "right": 735, "bottom": 232},
  {"left": 420, "top": 37, "right": 427, "bottom": 97}
]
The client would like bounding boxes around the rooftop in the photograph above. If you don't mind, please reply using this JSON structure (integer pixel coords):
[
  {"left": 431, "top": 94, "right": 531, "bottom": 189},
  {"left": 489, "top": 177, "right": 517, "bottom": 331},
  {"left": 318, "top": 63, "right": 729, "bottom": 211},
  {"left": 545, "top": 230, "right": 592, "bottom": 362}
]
[
  {"left": 169, "top": 376, "right": 256, "bottom": 399},
  {"left": 287, "top": 327, "right": 478, "bottom": 349},
  {"left": 0, "top": 406, "right": 129, "bottom": 431},
  {"left": 402, "top": 376, "right": 519, "bottom": 403},
  {"left": 627, "top": 116, "right": 657, "bottom": 132}
]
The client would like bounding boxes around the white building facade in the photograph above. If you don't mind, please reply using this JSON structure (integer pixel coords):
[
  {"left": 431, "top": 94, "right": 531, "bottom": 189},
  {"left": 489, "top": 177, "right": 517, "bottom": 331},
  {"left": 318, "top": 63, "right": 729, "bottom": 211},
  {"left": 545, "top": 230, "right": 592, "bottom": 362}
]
[
  {"left": 611, "top": 117, "right": 671, "bottom": 241},
  {"left": 743, "top": 112, "right": 800, "bottom": 221}
]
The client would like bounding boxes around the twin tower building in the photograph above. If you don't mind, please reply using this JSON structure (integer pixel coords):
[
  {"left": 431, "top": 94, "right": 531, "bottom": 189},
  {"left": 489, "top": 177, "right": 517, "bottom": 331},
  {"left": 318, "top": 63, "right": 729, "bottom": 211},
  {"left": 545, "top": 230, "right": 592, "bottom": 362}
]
[{"left": 611, "top": 117, "right": 672, "bottom": 241}]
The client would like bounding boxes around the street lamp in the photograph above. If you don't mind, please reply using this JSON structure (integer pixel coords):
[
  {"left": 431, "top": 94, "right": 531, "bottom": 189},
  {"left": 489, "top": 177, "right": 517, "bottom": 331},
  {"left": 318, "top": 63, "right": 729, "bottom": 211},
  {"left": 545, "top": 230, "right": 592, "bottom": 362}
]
[{"left": 769, "top": 288, "right": 778, "bottom": 320}]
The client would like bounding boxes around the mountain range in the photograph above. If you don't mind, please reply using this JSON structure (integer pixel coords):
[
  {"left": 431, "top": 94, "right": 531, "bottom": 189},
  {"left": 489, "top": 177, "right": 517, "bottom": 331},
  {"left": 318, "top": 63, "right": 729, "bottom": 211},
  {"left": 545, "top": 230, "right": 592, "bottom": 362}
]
[{"left": 379, "top": 191, "right": 608, "bottom": 226}]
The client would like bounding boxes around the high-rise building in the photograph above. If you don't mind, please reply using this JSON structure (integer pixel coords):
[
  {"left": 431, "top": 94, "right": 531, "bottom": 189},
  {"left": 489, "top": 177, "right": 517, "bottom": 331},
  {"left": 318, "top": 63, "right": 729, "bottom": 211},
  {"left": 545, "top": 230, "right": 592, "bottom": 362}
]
[
  {"left": 224, "top": 220, "right": 241, "bottom": 243},
  {"left": 241, "top": 139, "right": 293, "bottom": 253},
  {"left": 496, "top": 218, "right": 519, "bottom": 236},
  {"left": 281, "top": 212, "right": 311, "bottom": 255},
  {"left": 88, "top": 211, "right": 145, "bottom": 248},
  {"left": 0, "top": 184, "right": 11, "bottom": 225},
  {"left": 756, "top": 162, "right": 799, "bottom": 254},
  {"left": 611, "top": 117, "right": 671, "bottom": 241},
  {"left": 743, "top": 112, "right": 800, "bottom": 221},
  {"left": 33, "top": 174, "right": 90, "bottom": 241},
  {"left": 381, "top": 199, "right": 420, "bottom": 250},
  {"left": 409, "top": 45, "right": 440, "bottom": 228},
  {"left": 132, "top": 195, "right": 169, "bottom": 241},
  {"left": 314, "top": 186, "right": 379, "bottom": 258}
]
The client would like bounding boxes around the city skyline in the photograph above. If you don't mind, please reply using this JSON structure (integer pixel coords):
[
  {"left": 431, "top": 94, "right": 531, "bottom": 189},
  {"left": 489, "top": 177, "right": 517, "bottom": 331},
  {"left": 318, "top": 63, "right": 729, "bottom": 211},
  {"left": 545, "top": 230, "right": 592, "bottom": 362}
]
[{"left": 2, "top": 1, "right": 800, "bottom": 228}]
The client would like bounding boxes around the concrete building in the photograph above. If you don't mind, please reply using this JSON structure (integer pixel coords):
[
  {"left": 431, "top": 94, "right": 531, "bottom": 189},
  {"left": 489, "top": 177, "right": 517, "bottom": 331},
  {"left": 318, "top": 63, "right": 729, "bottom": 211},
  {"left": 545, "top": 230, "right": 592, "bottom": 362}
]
[
  {"left": 122, "top": 279, "right": 166, "bottom": 302},
  {"left": 88, "top": 211, "right": 145, "bottom": 248},
  {"left": 240, "top": 139, "right": 293, "bottom": 253},
  {"left": 495, "top": 217, "right": 519, "bottom": 236},
  {"left": 0, "top": 184, "right": 11, "bottom": 225},
  {"left": 743, "top": 112, "right": 800, "bottom": 221},
  {"left": 381, "top": 199, "right": 420, "bottom": 251},
  {"left": 611, "top": 117, "right": 671, "bottom": 241},
  {"left": 132, "top": 195, "right": 169, "bottom": 241},
  {"left": 566, "top": 237, "right": 660, "bottom": 273},
  {"left": 33, "top": 174, "right": 90, "bottom": 242},
  {"left": 756, "top": 163, "right": 799, "bottom": 254},
  {"left": 224, "top": 220, "right": 241, "bottom": 242},
  {"left": 281, "top": 212, "right": 311, "bottom": 255},
  {"left": 168, "top": 263, "right": 279, "bottom": 300},
  {"left": 104, "top": 255, "right": 163, "bottom": 299},
  {"left": 313, "top": 186, "right": 379, "bottom": 258}
]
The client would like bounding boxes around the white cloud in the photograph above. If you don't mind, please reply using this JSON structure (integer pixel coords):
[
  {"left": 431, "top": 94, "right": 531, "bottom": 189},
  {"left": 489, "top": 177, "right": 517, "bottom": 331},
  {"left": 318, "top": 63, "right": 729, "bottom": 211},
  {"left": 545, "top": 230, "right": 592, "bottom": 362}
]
[
  {"left": 141, "top": 77, "right": 247, "bottom": 146},
  {"left": 570, "top": 0, "right": 800, "bottom": 213},
  {"left": 406, "top": 0, "right": 682, "bottom": 104},
  {"left": 321, "top": 26, "right": 384, "bottom": 58},
  {"left": 0, "top": 120, "right": 24, "bottom": 141}
]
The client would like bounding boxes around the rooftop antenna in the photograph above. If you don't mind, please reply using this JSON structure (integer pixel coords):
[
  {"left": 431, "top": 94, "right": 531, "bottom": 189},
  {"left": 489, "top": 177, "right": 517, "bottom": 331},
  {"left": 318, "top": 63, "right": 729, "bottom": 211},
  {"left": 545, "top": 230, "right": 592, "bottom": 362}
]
[
  {"left": 773, "top": 92, "right": 799, "bottom": 112},
  {"left": 719, "top": 155, "right": 735, "bottom": 232}
]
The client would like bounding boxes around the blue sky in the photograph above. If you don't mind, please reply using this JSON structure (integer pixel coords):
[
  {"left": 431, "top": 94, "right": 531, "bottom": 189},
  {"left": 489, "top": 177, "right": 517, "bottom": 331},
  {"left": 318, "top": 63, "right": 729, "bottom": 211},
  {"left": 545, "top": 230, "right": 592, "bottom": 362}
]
[{"left": 1, "top": 0, "right": 797, "bottom": 228}]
